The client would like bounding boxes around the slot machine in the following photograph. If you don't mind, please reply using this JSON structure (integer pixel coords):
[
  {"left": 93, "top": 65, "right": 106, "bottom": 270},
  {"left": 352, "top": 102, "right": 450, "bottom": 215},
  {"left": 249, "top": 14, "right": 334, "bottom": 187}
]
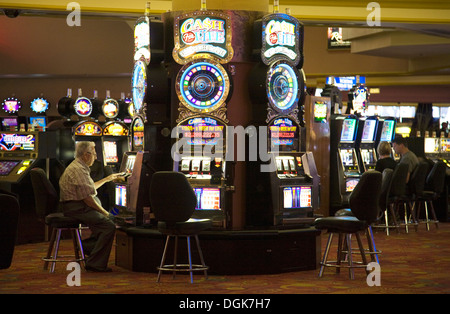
[
  {"left": 112, "top": 8, "right": 171, "bottom": 226},
  {"left": 440, "top": 137, "right": 450, "bottom": 167},
  {"left": 246, "top": 10, "right": 320, "bottom": 226},
  {"left": 101, "top": 92, "right": 130, "bottom": 172},
  {"left": 424, "top": 132, "right": 441, "bottom": 161},
  {"left": 332, "top": 115, "right": 362, "bottom": 206},
  {"left": 358, "top": 116, "right": 379, "bottom": 172},
  {"left": 171, "top": 9, "right": 235, "bottom": 228}
]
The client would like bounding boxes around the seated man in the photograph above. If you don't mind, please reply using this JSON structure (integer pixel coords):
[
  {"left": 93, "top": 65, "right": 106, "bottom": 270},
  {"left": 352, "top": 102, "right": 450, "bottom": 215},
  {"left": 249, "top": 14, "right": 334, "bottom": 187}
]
[
  {"left": 59, "top": 141, "right": 121, "bottom": 272},
  {"left": 392, "top": 136, "right": 419, "bottom": 183}
]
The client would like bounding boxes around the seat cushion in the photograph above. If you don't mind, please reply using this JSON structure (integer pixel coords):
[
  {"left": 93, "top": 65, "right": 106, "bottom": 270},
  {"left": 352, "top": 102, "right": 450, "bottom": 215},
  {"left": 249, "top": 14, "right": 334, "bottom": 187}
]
[
  {"left": 45, "top": 213, "right": 81, "bottom": 229},
  {"left": 334, "top": 208, "right": 353, "bottom": 217},
  {"left": 314, "top": 216, "right": 367, "bottom": 233},
  {"left": 158, "top": 218, "right": 212, "bottom": 235}
]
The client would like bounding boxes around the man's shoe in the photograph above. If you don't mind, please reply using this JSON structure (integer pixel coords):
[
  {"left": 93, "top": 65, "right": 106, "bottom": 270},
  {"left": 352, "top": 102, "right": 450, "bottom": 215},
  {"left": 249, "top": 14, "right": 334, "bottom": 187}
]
[{"left": 85, "top": 265, "right": 113, "bottom": 273}]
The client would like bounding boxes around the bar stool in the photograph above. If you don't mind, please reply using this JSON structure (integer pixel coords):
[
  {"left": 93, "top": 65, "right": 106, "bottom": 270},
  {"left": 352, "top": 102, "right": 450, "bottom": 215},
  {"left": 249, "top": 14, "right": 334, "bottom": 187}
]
[
  {"left": 416, "top": 161, "right": 445, "bottom": 230},
  {"left": 315, "top": 171, "right": 382, "bottom": 279},
  {"left": 30, "top": 168, "right": 85, "bottom": 273},
  {"left": 150, "top": 171, "right": 212, "bottom": 283}
]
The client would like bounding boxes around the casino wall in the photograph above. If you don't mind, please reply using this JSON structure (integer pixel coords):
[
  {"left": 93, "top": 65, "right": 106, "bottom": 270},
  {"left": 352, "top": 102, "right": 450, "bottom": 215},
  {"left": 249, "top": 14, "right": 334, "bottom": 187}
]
[{"left": 1, "top": 12, "right": 449, "bottom": 122}]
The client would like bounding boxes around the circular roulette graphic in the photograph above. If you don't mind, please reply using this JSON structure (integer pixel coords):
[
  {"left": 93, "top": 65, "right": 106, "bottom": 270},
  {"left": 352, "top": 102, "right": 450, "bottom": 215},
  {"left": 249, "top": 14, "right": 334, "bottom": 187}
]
[
  {"left": 266, "top": 62, "right": 300, "bottom": 112},
  {"left": 131, "top": 60, "right": 148, "bottom": 113},
  {"left": 74, "top": 97, "right": 92, "bottom": 117},
  {"left": 177, "top": 59, "right": 230, "bottom": 112}
]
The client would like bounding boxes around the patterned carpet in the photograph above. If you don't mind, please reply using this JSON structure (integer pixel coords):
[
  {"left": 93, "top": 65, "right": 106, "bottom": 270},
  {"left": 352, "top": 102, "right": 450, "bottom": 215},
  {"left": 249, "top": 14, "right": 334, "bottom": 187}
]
[{"left": 1, "top": 222, "right": 450, "bottom": 295}]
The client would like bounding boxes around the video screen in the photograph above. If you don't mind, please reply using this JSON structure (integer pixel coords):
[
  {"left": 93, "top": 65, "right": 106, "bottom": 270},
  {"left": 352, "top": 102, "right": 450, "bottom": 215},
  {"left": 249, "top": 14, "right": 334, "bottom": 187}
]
[
  {"left": 340, "top": 149, "right": 357, "bottom": 166},
  {"left": 425, "top": 137, "right": 439, "bottom": 153},
  {"left": 380, "top": 120, "right": 395, "bottom": 142},
  {"left": 440, "top": 138, "right": 450, "bottom": 153},
  {"left": 29, "top": 117, "right": 47, "bottom": 129},
  {"left": 346, "top": 179, "right": 359, "bottom": 192},
  {"left": 361, "top": 119, "right": 377, "bottom": 142},
  {"left": 340, "top": 119, "right": 357, "bottom": 142},
  {"left": 0, "top": 161, "right": 19, "bottom": 176},
  {"left": 361, "top": 149, "right": 376, "bottom": 165},
  {"left": 115, "top": 184, "right": 127, "bottom": 207},
  {"left": 283, "top": 186, "right": 312, "bottom": 209},
  {"left": 314, "top": 102, "right": 328, "bottom": 123},
  {"left": 104, "top": 141, "right": 118, "bottom": 163},
  {"left": 268, "top": 117, "right": 299, "bottom": 152},
  {"left": 124, "top": 155, "right": 136, "bottom": 173},
  {"left": 194, "top": 188, "right": 221, "bottom": 210},
  {"left": 1, "top": 117, "right": 18, "bottom": 130},
  {"left": 0, "top": 133, "right": 35, "bottom": 151}
]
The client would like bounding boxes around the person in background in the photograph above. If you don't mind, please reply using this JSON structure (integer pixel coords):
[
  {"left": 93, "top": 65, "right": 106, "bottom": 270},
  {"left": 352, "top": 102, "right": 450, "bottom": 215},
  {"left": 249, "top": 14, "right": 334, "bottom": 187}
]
[
  {"left": 392, "top": 136, "right": 419, "bottom": 183},
  {"left": 375, "top": 141, "right": 397, "bottom": 173},
  {"left": 59, "top": 141, "right": 121, "bottom": 272}
]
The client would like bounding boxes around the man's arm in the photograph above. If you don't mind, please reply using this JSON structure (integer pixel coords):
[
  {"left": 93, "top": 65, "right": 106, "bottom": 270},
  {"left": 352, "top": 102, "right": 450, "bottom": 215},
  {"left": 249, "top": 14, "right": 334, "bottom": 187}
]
[
  {"left": 83, "top": 195, "right": 109, "bottom": 217},
  {"left": 94, "top": 173, "right": 122, "bottom": 190}
]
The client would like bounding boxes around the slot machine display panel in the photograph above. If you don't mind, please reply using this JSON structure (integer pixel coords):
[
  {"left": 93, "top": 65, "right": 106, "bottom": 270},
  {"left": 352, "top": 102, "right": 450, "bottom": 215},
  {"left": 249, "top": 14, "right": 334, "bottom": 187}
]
[
  {"left": 359, "top": 117, "right": 378, "bottom": 172},
  {"left": 102, "top": 121, "right": 130, "bottom": 171},
  {"left": 131, "top": 60, "right": 148, "bottom": 113},
  {"left": 0, "top": 132, "right": 38, "bottom": 183},
  {"left": 378, "top": 118, "right": 397, "bottom": 159}
]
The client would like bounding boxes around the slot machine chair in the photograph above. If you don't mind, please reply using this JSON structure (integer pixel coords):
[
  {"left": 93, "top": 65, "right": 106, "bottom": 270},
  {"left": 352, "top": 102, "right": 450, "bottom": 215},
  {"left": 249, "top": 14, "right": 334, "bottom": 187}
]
[
  {"left": 416, "top": 161, "right": 446, "bottom": 230},
  {"left": 30, "top": 168, "right": 85, "bottom": 273},
  {"left": 400, "top": 162, "right": 430, "bottom": 233},
  {"left": 314, "top": 171, "right": 382, "bottom": 279},
  {"left": 382, "top": 163, "right": 409, "bottom": 235},
  {"left": 150, "top": 171, "right": 212, "bottom": 284},
  {"left": 0, "top": 194, "right": 20, "bottom": 270}
]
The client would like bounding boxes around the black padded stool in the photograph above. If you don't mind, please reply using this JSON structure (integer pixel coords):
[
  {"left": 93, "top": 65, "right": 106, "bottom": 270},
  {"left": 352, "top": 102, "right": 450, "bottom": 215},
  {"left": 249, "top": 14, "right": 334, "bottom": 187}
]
[
  {"left": 150, "top": 171, "right": 212, "bottom": 283},
  {"left": 315, "top": 171, "right": 382, "bottom": 279},
  {"left": 30, "top": 168, "right": 85, "bottom": 273}
]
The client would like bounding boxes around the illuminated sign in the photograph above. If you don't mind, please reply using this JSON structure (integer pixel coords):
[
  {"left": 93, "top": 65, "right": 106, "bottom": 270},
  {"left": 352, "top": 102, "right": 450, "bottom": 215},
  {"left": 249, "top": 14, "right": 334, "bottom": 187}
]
[
  {"left": 176, "top": 59, "right": 230, "bottom": 113},
  {"left": 73, "top": 121, "right": 102, "bottom": 136},
  {"left": 327, "top": 27, "right": 351, "bottom": 50},
  {"left": 261, "top": 14, "right": 303, "bottom": 66},
  {"left": 269, "top": 117, "right": 299, "bottom": 149},
  {"left": 134, "top": 17, "right": 151, "bottom": 64},
  {"left": 102, "top": 99, "right": 119, "bottom": 119},
  {"left": 326, "top": 76, "right": 366, "bottom": 91},
  {"left": 2, "top": 97, "right": 21, "bottom": 114},
  {"left": 74, "top": 97, "right": 93, "bottom": 117},
  {"left": 31, "top": 98, "right": 50, "bottom": 113},
  {"left": 103, "top": 122, "right": 129, "bottom": 136},
  {"left": 352, "top": 85, "right": 369, "bottom": 112},
  {"left": 173, "top": 11, "right": 233, "bottom": 64},
  {"left": 132, "top": 117, "right": 144, "bottom": 148},
  {"left": 314, "top": 101, "right": 328, "bottom": 123},
  {"left": 0, "top": 133, "right": 35, "bottom": 151},
  {"left": 179, "top": 117, "right": 225, "bottom": 146},
  {"left": 267, "top": 62, "right": 299, "bottom": 112}
]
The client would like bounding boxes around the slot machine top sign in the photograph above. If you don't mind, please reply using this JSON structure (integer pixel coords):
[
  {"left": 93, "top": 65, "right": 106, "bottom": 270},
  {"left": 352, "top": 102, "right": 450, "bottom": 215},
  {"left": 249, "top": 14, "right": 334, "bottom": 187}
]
[
  {"left": 261, "top": 13, "right": 303, "bottom": 67},
  {"left": 31, "top": 98, "right": 50, "bottom": 114},
  {"left": 173, "top": 10, "right": 233, "bottom": 64},
  {"left": 2, "top": 97, "right": 21, "bottom": 114},
  {"left": 134, "top": 16, "right": 151, "bottom": 64}
]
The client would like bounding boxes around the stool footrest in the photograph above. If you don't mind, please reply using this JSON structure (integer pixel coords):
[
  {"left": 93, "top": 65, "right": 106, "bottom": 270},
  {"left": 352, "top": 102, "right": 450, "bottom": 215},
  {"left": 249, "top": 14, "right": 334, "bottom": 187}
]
[{"left": 158, "top": 264, "right": 209, "bottom": 272}]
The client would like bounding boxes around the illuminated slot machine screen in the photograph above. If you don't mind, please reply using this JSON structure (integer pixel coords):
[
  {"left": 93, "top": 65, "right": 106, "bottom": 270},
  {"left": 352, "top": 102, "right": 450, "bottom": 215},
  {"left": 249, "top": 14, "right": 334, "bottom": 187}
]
[
  {"left": 131, "top": 118, "right": 144, "bottom": 151},
  {"left": 340, "top": 119, "right": 357, "bottom": 142},
  {"left": 0, "top": 133, "right": 36, "bottom": 151},
  {"left": 268, "top": 118, "right": 299, "bottom": 152},
  {"left": 361, "top": 149, "right": 376, "bottom": 165},
  {"left": 194, "top": 188, "right": 221, "bottom": 210},
  {"left": 104, "top": 141, "right": 118, "bottom": 163},
  {"left": 0, "top": 161, "right": 20, "bottom": 176},
  {"left": 115, "top": 184, "right": 128, "bottom": 209},
  {"left": 361, "top": 119, "right": 377, "bottom": 142},
  {"left": 178, "top": 117, "right": 225, "bottom": 153},
  {"left": 346, "top": 178, "right": 359, "bottom": 192},
  {"left": 29, "top": 117, "right": 47, "bottom": 130},
  {"left": 314, "top": 101, "right": 328, "bottom": 123},
  {"left": 1, "top": 117, "right": 18, "bottom": 131},
  {"left": 425, "top": 138, "right": 439, "bottom": 154},
  {"left": 283, "top": 186, "right": 312, "bottom": 209},
  {"left": 440, "top": 138, "right": 450, "bottom": 153},
  {"left": 380, "top": 120, "right": 395, "bottom": 142},
  {"left": 340, "top": 149, "right": 357, "bottom": 167}
]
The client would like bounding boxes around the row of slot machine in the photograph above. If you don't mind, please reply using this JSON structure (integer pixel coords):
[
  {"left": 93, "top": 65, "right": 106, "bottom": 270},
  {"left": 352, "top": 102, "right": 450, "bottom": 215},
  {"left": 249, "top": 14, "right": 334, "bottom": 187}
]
[
  {"left": 330, "top": 114, "right": 397, "bottom": 210},
  {"left": 110, "top": 5, "right": 320, "bottom": 229},
  {"left": 0, "top": 96, "right": 56, "bottom": 185}
]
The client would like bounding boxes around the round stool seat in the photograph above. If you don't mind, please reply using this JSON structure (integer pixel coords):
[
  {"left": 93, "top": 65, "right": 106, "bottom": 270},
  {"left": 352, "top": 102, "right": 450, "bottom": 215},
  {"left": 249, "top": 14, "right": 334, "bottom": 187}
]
[
  {"left": 334, "top": 208, "right": 354, "bottom": 217},
  {"left": 314, "top": 216, "right": 367, "bottom": 234},
  {"left": 45, "top": 213, "right": 81, "bottom": 229},
  {"left": 158, "top": 218, "right": 212, "bottom": 235}
]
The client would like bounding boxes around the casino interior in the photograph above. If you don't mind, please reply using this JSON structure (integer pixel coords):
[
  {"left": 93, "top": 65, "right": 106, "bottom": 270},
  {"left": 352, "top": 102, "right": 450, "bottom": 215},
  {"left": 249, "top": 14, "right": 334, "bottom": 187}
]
[{"left": 0, "top": 0, "right": 450, "bottom": 293}]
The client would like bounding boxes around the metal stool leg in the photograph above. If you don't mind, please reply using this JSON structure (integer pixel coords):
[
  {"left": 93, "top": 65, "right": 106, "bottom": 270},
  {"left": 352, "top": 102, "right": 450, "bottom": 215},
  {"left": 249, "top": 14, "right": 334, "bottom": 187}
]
[
  {"left": 346, "top": 234, "right": 354, "bottom": 280},
  {"left": 44, "top": 228, "right": 56, "bottom": 271},
  {"left": 186, "top": 236, "right": 194, "bottom": 284},
  {"left": 319, "top": 233, "right": 333, "bottom": 278},
  {"left": 50, "top": 229, "right": 62, "bottom": 273},
  {"left": 157, "top": 235, "right": 171, "bottom": 283}
]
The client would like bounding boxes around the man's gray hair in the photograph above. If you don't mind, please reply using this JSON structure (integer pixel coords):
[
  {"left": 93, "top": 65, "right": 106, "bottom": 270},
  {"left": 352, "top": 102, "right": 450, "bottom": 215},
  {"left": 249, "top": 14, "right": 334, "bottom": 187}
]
[{"left": 75, "top": 141, "right": 95, "bottom": 158}]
